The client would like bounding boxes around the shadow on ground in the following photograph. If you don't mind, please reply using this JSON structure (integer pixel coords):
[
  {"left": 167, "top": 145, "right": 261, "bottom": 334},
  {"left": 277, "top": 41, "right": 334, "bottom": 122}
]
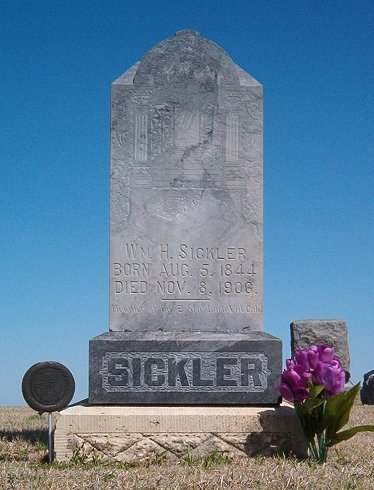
[{"left": 0, "top": 429, "right": 48, "bottom": 445}]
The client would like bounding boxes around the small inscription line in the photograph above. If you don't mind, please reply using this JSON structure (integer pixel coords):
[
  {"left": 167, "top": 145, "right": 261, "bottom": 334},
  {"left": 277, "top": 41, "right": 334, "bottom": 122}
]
[{"left": 161, "top": 298, "right": 210, "bottom": 301}]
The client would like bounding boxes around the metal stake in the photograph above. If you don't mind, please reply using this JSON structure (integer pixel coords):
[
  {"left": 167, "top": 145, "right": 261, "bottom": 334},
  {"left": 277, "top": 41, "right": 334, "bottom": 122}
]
[{"left": 48, "top": 412, "right": 53, "bottom": 463}]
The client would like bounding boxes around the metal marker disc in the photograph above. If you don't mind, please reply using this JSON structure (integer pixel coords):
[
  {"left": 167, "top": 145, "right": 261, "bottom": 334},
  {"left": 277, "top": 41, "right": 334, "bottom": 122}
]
[{"left": 22, "top": 361, "right": 75, "bottom": 413}]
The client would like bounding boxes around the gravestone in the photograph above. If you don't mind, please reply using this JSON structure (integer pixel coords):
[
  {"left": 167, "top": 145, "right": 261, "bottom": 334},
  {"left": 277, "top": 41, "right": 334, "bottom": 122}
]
[
  {"left": 89, "top": 30, "right": 281, "bottom": 404},
  {"left": 361, "top": 370, "right": 374, "bottom": 405},
  {"left": 290, "top": 319, "right": 350, "bottom": 381}
]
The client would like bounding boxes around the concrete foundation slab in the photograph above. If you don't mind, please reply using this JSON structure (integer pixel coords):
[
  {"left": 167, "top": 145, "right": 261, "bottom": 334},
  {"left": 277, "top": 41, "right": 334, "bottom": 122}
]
[{"left": 54, "top": 403, "right": 307, "bottom": 462}]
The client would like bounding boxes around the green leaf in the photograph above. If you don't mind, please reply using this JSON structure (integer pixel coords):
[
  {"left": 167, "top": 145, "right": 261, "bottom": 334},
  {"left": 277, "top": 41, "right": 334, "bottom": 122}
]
[
  {"left": 308, "top": 384, "right": 324, "bottom": 399},
  {"left": 295, "top": 401, "right": 324, "bottom": 442},
  {"left": 322, "top": 384, "right": 360, "bottom": 442},
  {"left": 305, "top": 399, "right": 325, "bottom": 413},
  {"left": 327, "top": 425, "right": 374, "bottom": 447},
  {"left": 297, "top": 398, "right": 324, "bottom": 415},
  {"left": 295, "top": 403, "right": 314, "bottom": 442}
]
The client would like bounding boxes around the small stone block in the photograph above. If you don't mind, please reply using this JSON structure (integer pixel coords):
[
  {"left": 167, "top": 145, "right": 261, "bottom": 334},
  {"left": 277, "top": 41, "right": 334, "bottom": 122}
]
[
  {"left": 89, "top": 331, "right": 282, "bottom": 404},
  {"left": 290, "top": 319, "right": 350, "bottom": 379}
]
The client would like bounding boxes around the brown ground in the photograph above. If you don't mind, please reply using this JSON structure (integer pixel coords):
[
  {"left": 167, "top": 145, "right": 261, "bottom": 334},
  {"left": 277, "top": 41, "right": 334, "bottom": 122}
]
[{"left": 0, "top": 405, "right": 373, "bottom": 489}]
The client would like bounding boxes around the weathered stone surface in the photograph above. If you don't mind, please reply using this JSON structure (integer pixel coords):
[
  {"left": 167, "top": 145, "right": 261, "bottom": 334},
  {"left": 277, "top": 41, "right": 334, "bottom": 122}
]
[
  {"left": 361, "top": 370, "right": 374, "bottom": 405},
  {"left": 290, "top": 319, "right": 350, "bottom": 380},
  {"left": 110, "top": 29, "right": 263, "bottom": 333},
  {"left": 54, "top": 404, "right": 307, "bottom": 462},
  {"left": 89, "top": 331, "right": 281, "bottom": 404},
  {"left": 89, "top": 30, "right": 281, "bottom": 405}
]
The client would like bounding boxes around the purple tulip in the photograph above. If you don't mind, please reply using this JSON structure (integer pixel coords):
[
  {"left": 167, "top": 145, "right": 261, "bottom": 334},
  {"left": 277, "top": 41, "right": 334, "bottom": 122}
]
[
  {"left": 314, "top": 360, "right": 345, "bottom": 398},
  {"left": 278, "top": 380, "right": 296, "bottom": 402},
  {"left": 286, "top": 358, "right": 296, "bottom": 370},
  {"left": 316, "top": 345, "right": 334, "bottom": 363},
  {"left": 279, "top": 344, "right": 345, "bottom": 402},
  {"left": 329, "top": 370, "right": 346, "bottom": 396},
  {"left": 294, "top": 347, "right": 319, "bottom": 371},
  {"left": 278, "top": 365, "right": 310, "bottom": 403},
  {"left": 278, "top": 378, "right": 309, "bottom": 403}
]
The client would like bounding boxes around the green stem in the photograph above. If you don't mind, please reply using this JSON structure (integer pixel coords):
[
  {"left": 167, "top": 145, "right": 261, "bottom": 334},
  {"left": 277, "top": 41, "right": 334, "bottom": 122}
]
[
  {"left": 316, "top": 431, "right": 328, "bottom": 463},
  {"left": 307, "top": 440, "right": 319, "bottom": 461},
  {"left": 295, "top": 401, "right": 329, "bottom": 463},
  {"left": 314, "top": 402, "right": 328, "bottom": 463}
]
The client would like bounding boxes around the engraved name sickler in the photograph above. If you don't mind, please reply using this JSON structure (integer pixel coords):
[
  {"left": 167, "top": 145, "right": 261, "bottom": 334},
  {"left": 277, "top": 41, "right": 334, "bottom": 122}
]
[{"left": 100, "top": 352, "right": 270, "bottom": 392}]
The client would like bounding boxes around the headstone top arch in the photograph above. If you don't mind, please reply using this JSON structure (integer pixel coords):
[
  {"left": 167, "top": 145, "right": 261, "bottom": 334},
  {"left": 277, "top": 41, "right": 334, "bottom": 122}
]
[{"left": 132, "top": 29, "right": 239, "bottom": 88}]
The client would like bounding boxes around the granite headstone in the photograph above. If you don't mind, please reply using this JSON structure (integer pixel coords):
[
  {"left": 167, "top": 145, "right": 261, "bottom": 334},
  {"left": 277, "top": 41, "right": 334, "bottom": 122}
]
[{"left": 89, "top": 30, "right": 281, "bottom": 404}]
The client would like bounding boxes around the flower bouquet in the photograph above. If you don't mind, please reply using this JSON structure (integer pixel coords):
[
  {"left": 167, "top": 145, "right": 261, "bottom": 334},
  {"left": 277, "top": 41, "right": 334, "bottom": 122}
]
[{"left": 279, "top": 345, "right": 374, "bottom": 463}]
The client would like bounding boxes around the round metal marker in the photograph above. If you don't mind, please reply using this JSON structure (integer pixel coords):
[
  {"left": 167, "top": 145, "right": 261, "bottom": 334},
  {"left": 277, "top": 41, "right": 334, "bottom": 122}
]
[
  {"left": 22, "top": 361, "right": 75, "bottom": 463},
  {"left": 22, "top": 361, "right": 75, "bottom": 413}
]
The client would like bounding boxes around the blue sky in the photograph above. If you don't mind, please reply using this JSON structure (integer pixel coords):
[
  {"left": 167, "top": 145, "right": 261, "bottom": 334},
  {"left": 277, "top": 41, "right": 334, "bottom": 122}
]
[{"left": 1, "top": 1, "right": 373, "bottom": 405}]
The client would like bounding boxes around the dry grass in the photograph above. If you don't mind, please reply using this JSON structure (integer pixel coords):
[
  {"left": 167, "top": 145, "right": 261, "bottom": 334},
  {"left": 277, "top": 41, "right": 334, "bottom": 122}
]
[{"left": 1, "top": 405, "right": 374, "bottom": 489}]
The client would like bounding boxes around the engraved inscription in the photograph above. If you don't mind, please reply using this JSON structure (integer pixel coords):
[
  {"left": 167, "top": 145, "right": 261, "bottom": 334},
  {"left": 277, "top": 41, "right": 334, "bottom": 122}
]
[
  {"left": 100, "top": 351, "right": 270, "bottom": 392},
  {"left": 111, "top": 242, "right": 261, "bottom": 305}
]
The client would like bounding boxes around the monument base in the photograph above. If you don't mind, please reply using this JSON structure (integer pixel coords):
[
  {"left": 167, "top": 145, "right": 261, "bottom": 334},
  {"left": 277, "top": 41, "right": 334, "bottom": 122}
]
[
  {"left": 89, "top": 331, "right": 282, "bottom": 404},
  {"left": 54, "top": 403, "right": 307, "bottom": 462}
]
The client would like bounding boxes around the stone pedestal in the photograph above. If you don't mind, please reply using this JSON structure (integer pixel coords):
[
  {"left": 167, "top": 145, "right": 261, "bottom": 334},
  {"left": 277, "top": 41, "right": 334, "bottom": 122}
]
[
  {"left": 54, "top": 404, "right": 307, "bottom": 462},
  {"left": 89, "top": 331, "right": 281, "bottom": 404}
]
